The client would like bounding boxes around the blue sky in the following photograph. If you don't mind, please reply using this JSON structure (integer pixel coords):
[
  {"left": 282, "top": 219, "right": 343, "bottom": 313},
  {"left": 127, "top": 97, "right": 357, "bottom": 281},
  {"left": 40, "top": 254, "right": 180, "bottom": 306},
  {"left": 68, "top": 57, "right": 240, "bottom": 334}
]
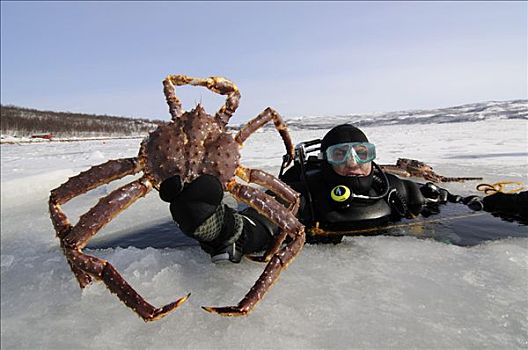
[{"left": 1, "top": 1, "right": 526, "bottom": 123}]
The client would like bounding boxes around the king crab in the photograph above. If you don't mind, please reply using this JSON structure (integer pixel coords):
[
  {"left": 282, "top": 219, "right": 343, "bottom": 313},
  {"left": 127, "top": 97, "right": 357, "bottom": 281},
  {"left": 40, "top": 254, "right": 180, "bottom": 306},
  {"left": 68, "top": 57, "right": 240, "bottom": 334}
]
[
  {"left": 49, "top": 74, "right": 305, "bottom": 321},
  {"left": 380, "top": 158, "right": 483, "bottom": 182}
]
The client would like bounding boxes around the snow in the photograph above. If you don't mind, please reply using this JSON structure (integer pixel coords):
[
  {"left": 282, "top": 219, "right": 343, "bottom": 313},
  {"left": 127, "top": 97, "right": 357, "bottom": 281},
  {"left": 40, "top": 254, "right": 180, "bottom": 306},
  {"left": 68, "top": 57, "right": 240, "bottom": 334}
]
[{"left": 1, "top": 117, "right": 527, "bottom": 349}]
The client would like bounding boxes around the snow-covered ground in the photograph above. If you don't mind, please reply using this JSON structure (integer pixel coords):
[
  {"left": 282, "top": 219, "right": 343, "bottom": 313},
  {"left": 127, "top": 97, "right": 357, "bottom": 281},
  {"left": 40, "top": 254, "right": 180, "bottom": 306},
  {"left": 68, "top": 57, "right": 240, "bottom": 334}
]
[{"left": 1, "top": 117, "right": 527, "bottom": 349}]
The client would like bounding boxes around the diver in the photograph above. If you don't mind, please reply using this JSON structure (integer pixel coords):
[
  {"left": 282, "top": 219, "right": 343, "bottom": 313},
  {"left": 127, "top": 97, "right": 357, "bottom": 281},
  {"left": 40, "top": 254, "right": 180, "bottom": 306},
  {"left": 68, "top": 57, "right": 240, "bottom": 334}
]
[{"left": 159, "top": 124, "right": 527, "bottom": 263}]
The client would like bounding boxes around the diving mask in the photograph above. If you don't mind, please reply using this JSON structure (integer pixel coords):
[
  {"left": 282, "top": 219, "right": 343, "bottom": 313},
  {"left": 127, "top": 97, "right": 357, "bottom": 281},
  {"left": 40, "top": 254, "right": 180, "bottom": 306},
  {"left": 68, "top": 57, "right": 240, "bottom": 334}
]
[{"left": 325, "top": 142, "right": 376, "bottom": 165}]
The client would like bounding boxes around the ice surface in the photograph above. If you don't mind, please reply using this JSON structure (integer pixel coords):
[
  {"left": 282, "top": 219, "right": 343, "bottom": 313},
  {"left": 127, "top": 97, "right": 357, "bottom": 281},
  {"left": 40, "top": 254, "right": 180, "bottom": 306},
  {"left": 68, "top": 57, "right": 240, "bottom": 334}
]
[{"left": 1, "top": 118, "right": 527, "bottom": 349}]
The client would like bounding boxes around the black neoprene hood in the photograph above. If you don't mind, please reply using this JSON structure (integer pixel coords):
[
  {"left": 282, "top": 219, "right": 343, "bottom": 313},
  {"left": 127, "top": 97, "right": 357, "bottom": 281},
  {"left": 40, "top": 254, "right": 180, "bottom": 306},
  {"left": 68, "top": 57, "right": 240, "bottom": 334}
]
[
  {"left": 320, "top": 124, "right": 374, "bottom": 195},
  {"left": 321, "top": 124, "right": 369, "bottom": 152}
]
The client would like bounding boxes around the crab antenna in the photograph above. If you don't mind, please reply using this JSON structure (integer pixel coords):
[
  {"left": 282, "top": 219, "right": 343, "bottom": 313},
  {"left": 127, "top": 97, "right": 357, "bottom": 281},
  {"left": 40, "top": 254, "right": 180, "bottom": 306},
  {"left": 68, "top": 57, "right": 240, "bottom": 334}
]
[{"left": 164, "top": 75, "right": 241, "bottom": 125}]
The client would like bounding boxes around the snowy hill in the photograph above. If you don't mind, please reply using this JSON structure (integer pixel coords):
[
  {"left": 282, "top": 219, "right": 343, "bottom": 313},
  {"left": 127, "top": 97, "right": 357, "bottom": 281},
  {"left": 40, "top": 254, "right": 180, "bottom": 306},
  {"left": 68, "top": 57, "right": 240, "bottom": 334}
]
[
  {"left": 283, "top": 99, "right": 528, "bottom": 130},
  {"left": 0, "top": 104, "right": 164, "bottom": 138},
  {"left": 3, "top": 100, "right": 526, "bottom": 140}
]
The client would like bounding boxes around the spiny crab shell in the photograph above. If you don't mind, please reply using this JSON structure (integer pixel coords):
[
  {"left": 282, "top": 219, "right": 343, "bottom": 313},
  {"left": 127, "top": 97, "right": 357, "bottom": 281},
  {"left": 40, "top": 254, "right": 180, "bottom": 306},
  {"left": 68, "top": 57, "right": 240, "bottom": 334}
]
[
  {"left": 140, "top": 105, "right": 240, "bottom": 188},
  {"left": 49, "top": 74, "right": 304, "bottom": 321}
]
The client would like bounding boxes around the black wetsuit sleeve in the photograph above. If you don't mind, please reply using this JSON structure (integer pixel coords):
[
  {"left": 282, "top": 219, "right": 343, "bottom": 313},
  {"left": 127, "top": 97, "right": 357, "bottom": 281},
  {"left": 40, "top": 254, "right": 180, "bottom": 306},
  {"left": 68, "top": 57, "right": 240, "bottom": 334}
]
[
  {"left": 238, "top": 207, "right": 278, "bottom": 253},
  {"left": 400, "top": 179, "right": 427, "bottom": 216},
  {"left": 236, "top": 186, "right": 313, "bottom": 253},
  {"left": 386, "top": 174, "right": 427, "bottom": 218}
]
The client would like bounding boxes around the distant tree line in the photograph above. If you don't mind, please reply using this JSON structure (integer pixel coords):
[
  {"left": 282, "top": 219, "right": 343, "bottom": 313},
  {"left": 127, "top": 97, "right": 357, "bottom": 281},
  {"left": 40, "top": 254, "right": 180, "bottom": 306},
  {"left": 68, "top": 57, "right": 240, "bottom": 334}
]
[{"left": 0, "top": 105, "right": 167, "bottom": 138}]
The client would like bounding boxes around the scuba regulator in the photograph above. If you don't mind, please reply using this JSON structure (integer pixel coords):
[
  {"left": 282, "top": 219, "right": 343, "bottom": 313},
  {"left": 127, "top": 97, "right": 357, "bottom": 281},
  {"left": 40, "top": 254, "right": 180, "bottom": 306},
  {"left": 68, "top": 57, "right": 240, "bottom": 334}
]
[{"left": 328, "top": 162, "right": 392, "bottom": 208}]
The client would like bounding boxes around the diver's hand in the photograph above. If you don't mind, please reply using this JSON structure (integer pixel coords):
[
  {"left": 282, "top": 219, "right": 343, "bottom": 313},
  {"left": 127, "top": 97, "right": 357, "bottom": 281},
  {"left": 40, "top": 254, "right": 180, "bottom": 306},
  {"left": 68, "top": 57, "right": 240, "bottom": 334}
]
[
  {"left": 159, "top": 174, "right": 183, "bottom": 202},
  {"left": 160, "top": 174, "right": 247, "bottom": 263},
  {"left": 462, "top": 195, "right": 484, "bottom": 211},
  {"left": 159, "top": 174, "right": 224, "bottom": 234},
  {"left": 483, "top": 191, "right": 527, "bottom": 216}
]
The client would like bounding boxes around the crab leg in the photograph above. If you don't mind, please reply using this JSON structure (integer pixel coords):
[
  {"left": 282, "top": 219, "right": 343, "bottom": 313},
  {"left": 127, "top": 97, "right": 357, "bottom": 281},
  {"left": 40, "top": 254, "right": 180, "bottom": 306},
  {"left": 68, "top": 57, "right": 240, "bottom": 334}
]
[
  {"left": 50, "top": 176, "right": 189, "bottom": 321},
  {"left": 235, "top": 107, "right": 295, "bottom": 166},
  {"left": 163, "top": 74, "right": 241, "bottom": 125},
  {"left": 203, "top": 181, "right": 305, "bottom": 316},
  {"left": 64, "top": 248, "right": 189, "bottom": 322},
  {"left": 50, "top": 158, "right": 142, "bottom": 209},
  {"left": 235, "top": 166, "right": 301, "bottom": 262},
  {"left": 49, "top": 158, "right": 142, "bottom": 285},
  {"left": 235, "top": 166, "right": 300, "bottom": 214},
  {"left": 379, "top": 164, "right": 483, "bottom": 182},
  {"left": 380, "top": 158, "right": 483, "bottom": 183},
  {"left": 62, "top": 178, "right": 152, "bottom": 249}
]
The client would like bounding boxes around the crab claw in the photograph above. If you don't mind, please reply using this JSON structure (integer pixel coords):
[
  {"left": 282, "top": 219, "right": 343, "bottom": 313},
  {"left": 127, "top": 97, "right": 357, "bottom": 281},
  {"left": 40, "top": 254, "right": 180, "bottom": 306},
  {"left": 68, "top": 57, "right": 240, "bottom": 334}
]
[
  {"left": 144, "top": 293, "right": 191, "bottom": 322},
  {"left": 201, "top": 305, "right": 250, "bottom": 317}
]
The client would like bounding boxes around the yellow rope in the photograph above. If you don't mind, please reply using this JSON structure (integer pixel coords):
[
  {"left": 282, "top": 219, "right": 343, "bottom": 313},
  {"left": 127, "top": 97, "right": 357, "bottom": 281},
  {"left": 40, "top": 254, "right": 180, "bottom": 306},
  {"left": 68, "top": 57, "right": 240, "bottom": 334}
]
[{"left": 476, "top": 181, "right": 526, "bottom": 195}]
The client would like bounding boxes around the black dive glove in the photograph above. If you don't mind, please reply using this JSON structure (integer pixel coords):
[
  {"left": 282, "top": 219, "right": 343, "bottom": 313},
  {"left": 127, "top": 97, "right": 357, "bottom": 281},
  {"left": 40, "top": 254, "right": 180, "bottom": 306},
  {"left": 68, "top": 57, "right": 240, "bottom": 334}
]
[
  {"left": 420, "top": 182, "right": 484, "bottom": 213},
  {"left": 160, "top": 174, "right": 247, "bottom": 263},
  {"left": 482, "top": 191, "right": 528, "bottom": 221},
  {"left": 159, "top": 174, "right": 224, "bottom": 234},
  {"left": 159, "top": 174, "right": 278, "bottom": 263}
]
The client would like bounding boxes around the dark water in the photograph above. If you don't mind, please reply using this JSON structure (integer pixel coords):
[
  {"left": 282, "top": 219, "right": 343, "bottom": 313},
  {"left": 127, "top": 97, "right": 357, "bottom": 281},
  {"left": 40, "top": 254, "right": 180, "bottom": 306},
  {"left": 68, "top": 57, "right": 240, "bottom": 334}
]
[
  {"left": 87, "top": 203, "right": 527, "bottom": 250},
  {"left": 385, "top": 204, "right": 528, "bottom": 246}
]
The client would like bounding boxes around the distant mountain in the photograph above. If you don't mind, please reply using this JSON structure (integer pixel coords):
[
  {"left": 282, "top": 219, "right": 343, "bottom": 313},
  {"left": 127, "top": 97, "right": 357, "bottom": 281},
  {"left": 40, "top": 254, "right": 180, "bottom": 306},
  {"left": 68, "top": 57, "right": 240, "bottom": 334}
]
[
  {"left": 0, "top": 105, "right": 166, "bottom": 138},
  {"left": 282, "top": 99, "right": 528, "bottom": 130},
  {"left": 2, "top": 100, "right": 526, "bottom": 138}
]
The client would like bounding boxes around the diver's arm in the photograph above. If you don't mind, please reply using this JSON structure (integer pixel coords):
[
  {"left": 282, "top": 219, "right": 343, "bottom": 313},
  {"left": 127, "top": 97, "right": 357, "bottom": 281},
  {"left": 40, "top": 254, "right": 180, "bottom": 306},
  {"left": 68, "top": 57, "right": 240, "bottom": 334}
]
[
  {"left": 400, "top": 179, "right": 427, "bottom": 216},
  {"left": 160, "top": 175, "right": 275, "bottom": 262},
  {"left": 482, "top": 191, "right": 528, "bottom": 222},
  {"left": 386, "top": 175, "right": 427, "bottom": 218},
  {"left": 420, "top": 185, "right": 528, "bottom": 223},
  {"left": 385, "top": 176, "right": 482, "bottom": 218},
  {"left": 418, "top": 182, "right": 485, "bottom": 217}
]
